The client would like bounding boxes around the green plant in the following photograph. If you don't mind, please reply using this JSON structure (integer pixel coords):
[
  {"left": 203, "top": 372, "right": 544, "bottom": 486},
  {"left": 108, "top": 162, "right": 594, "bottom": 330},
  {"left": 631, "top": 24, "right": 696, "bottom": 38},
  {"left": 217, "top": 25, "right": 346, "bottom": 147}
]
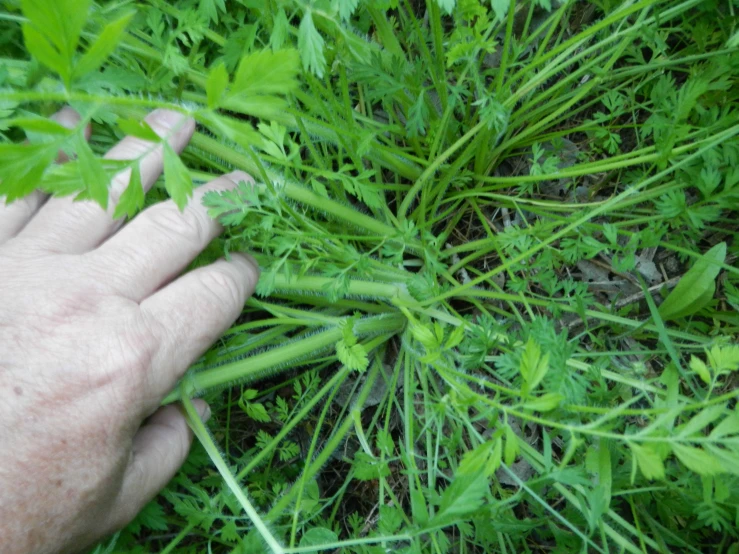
[{"left": 2, "top": 0, "right": 739, "bottom": 552}]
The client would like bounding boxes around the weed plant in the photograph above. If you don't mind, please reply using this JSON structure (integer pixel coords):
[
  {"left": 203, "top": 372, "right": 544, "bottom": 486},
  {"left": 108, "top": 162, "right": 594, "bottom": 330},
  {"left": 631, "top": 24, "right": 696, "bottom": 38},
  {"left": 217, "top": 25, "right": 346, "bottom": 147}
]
[{"left": 1, "top": 0, "right": 739, "bottom": 552}]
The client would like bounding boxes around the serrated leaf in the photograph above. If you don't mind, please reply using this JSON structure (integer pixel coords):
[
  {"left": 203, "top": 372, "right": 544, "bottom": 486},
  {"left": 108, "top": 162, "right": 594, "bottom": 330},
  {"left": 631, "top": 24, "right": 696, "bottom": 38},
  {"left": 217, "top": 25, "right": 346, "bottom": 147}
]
[
  {"left": 519, "top": 337, "right": 550, "bottom": 393},
  {"left": 232, "top": 48, "right": 300, "bottom": 97},
  {"left": 270, "top": 8, "right": 290, "bottom": 50},
  {"left": 162, "top": 142, "right": 193, "bottom": 210},
  {"left": 629, "top": 443, "right": 665, "bottom": 480},
  {"left": 21, "top": 0, "right": 90, "bottom": 84},
  {"left": 75, "top": 137, "right": 108, "bottom": 208},
  {"left": 74, "top": 11, "right": 134, "bottom": 79},
  {"left": 337, "top": 0, "right": 360, "bottom": 20},
  {"left": 432, "top": 439, "right": 499, "bottom": 523},
  {"left": 245, "top": 402, "right": 271, "bottom": 423},
  {"left": 504, "top": 424, "right": 519, "bottom": 466},
  {"left": 659, "top": 243, "right": 726, "bottom": 320},
  {"left": 336, "top": 339, "right": 368, "bottom": 372},
  {"left": 491, "top": 0, "right": 509, "bottom": 21},
  {"left": 298, "top": 11, "right": 325, "bottom": 78},
  {"left": 436, "top": 0, "right": 456, "bottom": 15},
  {"left": 690, "top": 355, "right": 711, "bottom": 385},
  {"left": 672, "top": 444, "right": 724, "bottom": 476}
]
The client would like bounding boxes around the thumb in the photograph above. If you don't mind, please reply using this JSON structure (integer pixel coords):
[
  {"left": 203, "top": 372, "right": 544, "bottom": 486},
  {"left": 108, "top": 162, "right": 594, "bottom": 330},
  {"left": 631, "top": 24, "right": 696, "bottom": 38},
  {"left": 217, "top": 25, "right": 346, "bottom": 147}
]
[{"left": 109, "top": 400, "right": 211, "bottom": 530}]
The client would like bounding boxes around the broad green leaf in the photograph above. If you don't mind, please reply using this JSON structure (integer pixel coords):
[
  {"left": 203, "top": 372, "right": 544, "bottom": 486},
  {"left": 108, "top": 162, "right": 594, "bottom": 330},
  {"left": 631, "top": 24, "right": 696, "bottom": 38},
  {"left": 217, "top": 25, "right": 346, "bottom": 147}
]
[
  {"left": 232, "top": 49, "right": 300, "bottom": 97},
  {"left": 75, "top": 137, "right": 109, "bottom": 208},
  {"left": 21, "top": 0, "right": 91, "bottom": 84},
  {"left": 206, "top": 62, "right": 229, "bottom": 109},
  {"left": 672, "top": 444, "right": 724, "bottom": 476},
  {"left": 299, "top": 527, "right": 339, "bottom": 549},
  {"left": 298, "top": 12, "right": 325, "bottom": 78},
  {"left": 629, "top": 443, "right": 665, "bottom": 480},
  {"left": 659, "top": 242, "right": 726, "bottom": 320},
  {"left": 74, "top": 11, "right": 134, "bottom": 79},
  {"left": 113, "top": 163, "right": 144, "bottom": 219},
  {"left": 162, "top": 142, "right": 193, "bottom": 210}
]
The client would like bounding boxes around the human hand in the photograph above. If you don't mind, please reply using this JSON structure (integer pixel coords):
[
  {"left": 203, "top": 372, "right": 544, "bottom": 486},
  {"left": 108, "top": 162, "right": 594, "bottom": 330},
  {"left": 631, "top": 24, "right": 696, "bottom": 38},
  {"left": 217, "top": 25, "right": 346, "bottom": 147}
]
[{"left": 0, "top": 108, "right": 259, "bottom": 553}]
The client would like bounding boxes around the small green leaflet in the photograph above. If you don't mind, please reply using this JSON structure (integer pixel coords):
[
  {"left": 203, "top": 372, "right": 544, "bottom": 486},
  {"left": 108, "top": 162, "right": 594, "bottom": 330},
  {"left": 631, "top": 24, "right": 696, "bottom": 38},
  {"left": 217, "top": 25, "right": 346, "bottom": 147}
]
[
  {"left": 0, "top": 143, "right": 58, "bottom": 200},
  {"left": 198, "top": 0, "right": 226, "bottom": 24},
  {"left": 162, "top": 142, "right": 193, "bottom": 209},
  {"left": 299, "top": 527, "right": 339, "bottom": 548},
  {"left": 491, "top": 0, "right": 510, "bottom": 22},
  {"left": 337, "top": 0, "right": 360, "bottom": 21},
  {"left": 117, "top": 118, "right": 160, "bottom": 142},
  {"left": 74, "top": 11, "right": 134, "bottom": 80},
  {"left": 336, "top": 339, "right": 368, "bottom": 372},
  {"left": 113, "top": 163, "right": 144, "bottom": 220},
  {"left": 518, "top": 337, "right": 550, "bottom": 395},
  {"left": 270, "top": 8, "right": 290, "bottom": 51},
  {"left": 298, "top": 11, "right": 326, "bottom": 78},
  {"left": 504, "top": 424, "right": 519, "bottom": 466},
  {"left": 629, "top": 443, "right": 665, "bottom": 481},
  {"left": 336, "top": 316, "right": 369, "bottom": 372},
  {"left": 690, "top": 355, "right": 711, "bottom": 385},
  {"left": 436, "top": 0, "right": 456, "bottom": 15},
  {"left": 659, "top": 242, "right": 726, "bottom": 320},
  {"left": 522, "top": 392, "right": 563, "bottom": 412},
  {"left": 74, "top": 136, "right": 108, "bottom": 208}
]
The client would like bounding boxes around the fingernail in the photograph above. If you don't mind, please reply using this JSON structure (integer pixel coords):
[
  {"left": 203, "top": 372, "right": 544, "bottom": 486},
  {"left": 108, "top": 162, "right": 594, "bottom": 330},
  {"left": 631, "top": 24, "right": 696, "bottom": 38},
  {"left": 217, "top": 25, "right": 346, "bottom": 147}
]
[{"left": 225, "top": 170, "right": 254, "bottom": 186}]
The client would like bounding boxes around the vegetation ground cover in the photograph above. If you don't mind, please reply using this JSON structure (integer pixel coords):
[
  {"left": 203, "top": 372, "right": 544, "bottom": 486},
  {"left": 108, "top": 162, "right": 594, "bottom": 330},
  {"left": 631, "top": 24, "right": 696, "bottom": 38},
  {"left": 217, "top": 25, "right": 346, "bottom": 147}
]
[{"left": 1, "top": 0, "right": 738, "bottom": 552}]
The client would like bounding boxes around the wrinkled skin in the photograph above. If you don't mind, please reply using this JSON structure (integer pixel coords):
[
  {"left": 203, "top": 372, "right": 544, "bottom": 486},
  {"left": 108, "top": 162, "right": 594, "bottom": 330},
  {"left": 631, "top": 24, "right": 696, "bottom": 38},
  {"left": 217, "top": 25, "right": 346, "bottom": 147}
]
[{"left": 0, "top": 108, "right": 259, "bottom": 553}]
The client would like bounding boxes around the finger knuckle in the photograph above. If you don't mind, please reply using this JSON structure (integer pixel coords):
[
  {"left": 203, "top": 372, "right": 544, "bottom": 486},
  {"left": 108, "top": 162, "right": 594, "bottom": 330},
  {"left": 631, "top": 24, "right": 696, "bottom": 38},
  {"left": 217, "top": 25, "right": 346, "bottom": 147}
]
[
  {"left": 198, "top": 267, "right": 243, "bottom": 310},
  {"left": 146, "top": 203, "right": 207, "bottom": 247}
]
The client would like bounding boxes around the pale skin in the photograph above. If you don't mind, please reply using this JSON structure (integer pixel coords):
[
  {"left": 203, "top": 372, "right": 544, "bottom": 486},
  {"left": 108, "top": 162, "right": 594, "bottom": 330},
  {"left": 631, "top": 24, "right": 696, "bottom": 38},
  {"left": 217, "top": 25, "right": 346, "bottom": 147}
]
[{"left": 0, "top": 108, "right": 259, "bottom": 553}]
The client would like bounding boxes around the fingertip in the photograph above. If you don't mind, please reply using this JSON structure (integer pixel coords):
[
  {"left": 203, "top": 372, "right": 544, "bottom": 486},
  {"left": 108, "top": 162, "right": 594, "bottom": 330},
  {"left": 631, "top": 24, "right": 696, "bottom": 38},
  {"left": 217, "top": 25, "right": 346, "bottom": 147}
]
[
  {"left": 52, "top": 106, "right": 82, "bottom": 128},
  {"left": 191, "top": 399, "right": 212, "bottom": 423},
  {"left": 224, "top": 170, "right": 254, "bottom": 186},
  {"left": 230, "top": 252, "right": 261, "bottom": 291},
  {"left": 146, "top": 109, "right": 196, "bottom": 141}
]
